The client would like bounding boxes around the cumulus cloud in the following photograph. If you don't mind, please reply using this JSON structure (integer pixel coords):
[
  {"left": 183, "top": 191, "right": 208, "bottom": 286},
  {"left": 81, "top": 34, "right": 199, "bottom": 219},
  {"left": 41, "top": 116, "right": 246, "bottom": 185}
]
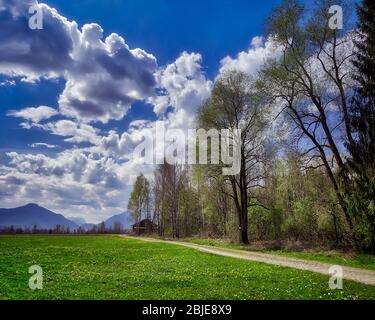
[
  {"left": 100, "top": 124, "right": 153, "bottom": 160},
  {"left": 148, "top": 52, "right": 213, "bottom": 116},
  {"left": 0, "top": 1, "right": 157, "bottom": 123},
  {"left": 5, "top": 147, "right": 131, "bottom": 190},
  {"left": 0, "top": 0, "right": 76, "bottom": 82},
  {"left": 15, "top": 118, "right": 101, "bottom": 145},
  {"left": 1, "top": 149, "right": 130, "bottom": 221},
  {"left": 58, "top": 25, "right": 157, "bottom": 123},
  {"left": 0, "top": 169, "right": 126, "bottom": 222},
  {"left": 45, "top": 120, "right": 101, "bottom": 145},
  {"left": 7, "top": 105, "right": 58, "bottom": 123},
  {"left": 0, "top": 1, "right": 289, "bottom": 222},
  {"left": 219, "top": 36, "right": 283, "bottom": 78},
  {"left": 0, "top": 2, "right": 214, "bottom": 221}
]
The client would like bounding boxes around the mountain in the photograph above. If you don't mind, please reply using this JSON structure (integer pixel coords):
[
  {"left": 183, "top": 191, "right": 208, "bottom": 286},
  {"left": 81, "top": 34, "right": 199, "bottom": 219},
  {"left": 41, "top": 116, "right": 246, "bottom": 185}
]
[
  {"left": 0, "top": 203, "right": 134, "bottom": 232},
  {"left": 69, "top": 216, "right": 87, "bottom": 226},
  {"left": 67, "top": 217, "right": 95, "bottom": 231},
  {"left": 80, "top": 223, "right": 96, "bottom": 231},
  {"left": 104, "top": 212, "right": 133, "bottom": 230},
  {"left": 0, "top": 203, "right": 79, "bottom": 230}
]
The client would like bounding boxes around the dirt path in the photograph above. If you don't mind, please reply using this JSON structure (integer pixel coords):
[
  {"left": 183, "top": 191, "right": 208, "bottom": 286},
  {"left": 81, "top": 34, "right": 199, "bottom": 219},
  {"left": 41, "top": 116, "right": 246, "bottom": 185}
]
[{"left": 121, "top": 235, "right": 375, "bottom": 286}]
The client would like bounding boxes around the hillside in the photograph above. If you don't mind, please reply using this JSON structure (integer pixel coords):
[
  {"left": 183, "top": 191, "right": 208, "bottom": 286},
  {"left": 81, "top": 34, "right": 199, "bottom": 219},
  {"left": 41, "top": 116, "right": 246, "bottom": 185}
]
[{"left": 0, "top": 203, "right": 78, "bottom": 230}]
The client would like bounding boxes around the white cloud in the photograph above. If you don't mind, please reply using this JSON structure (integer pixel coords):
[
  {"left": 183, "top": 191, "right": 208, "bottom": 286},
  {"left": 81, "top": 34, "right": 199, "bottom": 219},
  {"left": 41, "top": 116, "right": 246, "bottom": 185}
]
[
  {"left": 30, "top": 142, "right": 58, "bottom": 149},
  {"left": 148, "top": 52, "right": 213, "bottom": 117},
  {"left": 58, "top": 26, "right": 157, "bottom": 123},
  {"left": 0, "top": 1, "right": 76, "bottom": 82},
  {"left": 7, "top": 106, "right": 58, "bottom": 123},
  {"left": 0, "top": 1, "right": 157, "bottom": 123},
  {"left": 46, "top": 120, "right": 101, "bottom": 145},
  {"left": 16, "top": 118, "right": 101, "bottom": 146},
  {"left": 129, "top": 119, "right": 150, "bottom": 130},
  {"left": 0, "top": 2, "right": 215, "bottom": 222},
  {"left": 0, "top": 1, "right": 292, "bottom": 223},
  {"left": 0, "top": 79, "right": 15, "bottom": 86},
  {"left": 1, "top": 149, "right": 130, "bottom": 222},
  {"left": 219, "top": 36, "right": 283, "bottom": 78}
]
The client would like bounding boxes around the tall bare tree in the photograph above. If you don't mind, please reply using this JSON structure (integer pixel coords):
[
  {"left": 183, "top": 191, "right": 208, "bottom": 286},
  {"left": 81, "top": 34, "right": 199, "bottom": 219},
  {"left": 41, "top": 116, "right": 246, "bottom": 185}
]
[
  {"left": 153, "top": 162, "right": 187, "bottom": 238},
  {"left": 198, "top": 71, "right": 270, "bottom": 244},
  {"left": 261, "top": 0, "right": 357, "bottom": 238}
]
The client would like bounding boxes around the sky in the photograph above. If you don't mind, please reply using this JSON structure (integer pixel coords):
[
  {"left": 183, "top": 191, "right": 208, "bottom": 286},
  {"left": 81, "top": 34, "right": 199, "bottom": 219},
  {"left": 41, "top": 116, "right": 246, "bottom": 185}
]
[{"left": 0, "top": 0, "right": 330, "bottom": 222}]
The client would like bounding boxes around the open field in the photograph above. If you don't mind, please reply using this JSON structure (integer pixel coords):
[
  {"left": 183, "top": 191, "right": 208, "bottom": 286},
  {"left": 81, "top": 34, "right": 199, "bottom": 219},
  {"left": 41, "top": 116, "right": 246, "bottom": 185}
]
[{"left": 0, "top": 235, "right": 374, "bottom": 300}]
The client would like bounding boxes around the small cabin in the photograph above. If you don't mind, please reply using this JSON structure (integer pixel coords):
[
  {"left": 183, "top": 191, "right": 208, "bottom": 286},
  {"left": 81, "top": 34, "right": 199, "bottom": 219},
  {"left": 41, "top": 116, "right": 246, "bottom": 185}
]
[{"left": 132, "top": 219, "right": 156, "bottom": 235}]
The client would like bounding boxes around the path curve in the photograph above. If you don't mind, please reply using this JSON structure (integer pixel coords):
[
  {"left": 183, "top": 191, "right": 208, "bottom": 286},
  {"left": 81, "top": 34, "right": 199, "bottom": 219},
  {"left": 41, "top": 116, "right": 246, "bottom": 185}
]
[{"left": 121, "top": 235, "right": 375, "bottom": 286}]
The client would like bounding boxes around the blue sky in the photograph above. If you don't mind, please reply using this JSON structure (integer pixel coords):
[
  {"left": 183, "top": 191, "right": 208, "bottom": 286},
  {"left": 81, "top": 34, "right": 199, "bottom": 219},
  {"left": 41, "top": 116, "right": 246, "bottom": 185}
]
[
  {"left": 0, "top": 0, "right": 336, "bottom": 222},
  {"left": 44, "top": 0, "right": 283, "bottom": 72},
  {"left": 0, "top": 0, "right": 285, "bottom": 155}
]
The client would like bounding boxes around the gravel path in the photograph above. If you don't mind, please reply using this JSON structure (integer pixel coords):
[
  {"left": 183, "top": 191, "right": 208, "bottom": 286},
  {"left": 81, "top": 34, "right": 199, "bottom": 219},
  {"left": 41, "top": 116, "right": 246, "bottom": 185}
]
[{"left": 121, "top": 235, "right": 375, "bottom": 286}]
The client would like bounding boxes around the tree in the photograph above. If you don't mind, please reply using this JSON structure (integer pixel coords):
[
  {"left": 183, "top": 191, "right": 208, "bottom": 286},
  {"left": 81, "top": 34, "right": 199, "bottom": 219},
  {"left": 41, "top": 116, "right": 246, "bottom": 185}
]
[
  {"left": 113, "top": 222, "right": 123, "bottom": 234},
  {"left": 261, "top": 0, "right": 357, "bottom": 241},
  {"left": 153, "top": 163, "right": 187, "bottom": 238},
  {"left": 345, "top": 0, "right": 375, "bottom": 252},
  {"left": 128, "top": 174, "right": 150, "bottom": 224},
  {"left": 198, "top": 71, "right": 270, "bottom": 244},
  {"left": 98, "top": 222, "right": 106, "bottom": 234}
]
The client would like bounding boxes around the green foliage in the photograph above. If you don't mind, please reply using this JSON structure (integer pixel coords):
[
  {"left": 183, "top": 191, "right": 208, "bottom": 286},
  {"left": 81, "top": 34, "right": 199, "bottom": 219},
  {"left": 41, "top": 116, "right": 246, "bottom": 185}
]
[
  {"left": 282, "top": 198, "right": 318, "bottom": 241},
  {"left": 254, "top": 156, "right": 350, "bottom": 245},
  {"left": 128, "top": 174, "right": 150, "bottom": 223},
  {"left": 346, "top": 176, "right": 375, "bottom": 253},
  {"left": 345, "top": 0, "right": 375, "bottom": 253},
  {"left": 249, "top": 206, "right": 282, "bottom": 241}
]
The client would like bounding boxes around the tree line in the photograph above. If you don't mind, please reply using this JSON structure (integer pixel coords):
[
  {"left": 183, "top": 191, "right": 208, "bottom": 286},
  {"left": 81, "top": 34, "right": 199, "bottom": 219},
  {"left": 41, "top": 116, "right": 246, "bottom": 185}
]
[
  {"left": 128, "top": 0, "right": 375, "bottom": 253},
  {"left": 0, "top": 222, "right": 126, "bottom": 235}
]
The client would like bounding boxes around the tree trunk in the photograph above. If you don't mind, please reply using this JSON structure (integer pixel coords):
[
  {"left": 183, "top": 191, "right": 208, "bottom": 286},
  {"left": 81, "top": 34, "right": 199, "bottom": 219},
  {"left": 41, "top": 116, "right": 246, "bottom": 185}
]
[
  {"left": 240, "top": 207, "right": 249, "bottom": 244},
  {"left": 240, "top": 148, "right": 250, "bottom": 244}
]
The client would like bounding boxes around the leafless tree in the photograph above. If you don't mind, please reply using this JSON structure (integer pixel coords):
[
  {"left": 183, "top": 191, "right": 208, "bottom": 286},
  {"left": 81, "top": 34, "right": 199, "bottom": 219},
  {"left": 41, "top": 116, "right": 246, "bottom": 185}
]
[
  {"left": 261, "top": 0, "right": 357, "bottom": 235},
  {"left": 198, "top": 71, "right": 270, "bottom": 244}
]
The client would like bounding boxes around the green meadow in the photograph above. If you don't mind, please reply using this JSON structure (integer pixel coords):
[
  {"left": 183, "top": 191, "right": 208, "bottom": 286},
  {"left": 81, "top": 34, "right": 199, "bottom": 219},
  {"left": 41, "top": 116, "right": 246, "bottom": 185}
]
[{"left": 0, "top": 235, "right": 374, "bottom": 300}]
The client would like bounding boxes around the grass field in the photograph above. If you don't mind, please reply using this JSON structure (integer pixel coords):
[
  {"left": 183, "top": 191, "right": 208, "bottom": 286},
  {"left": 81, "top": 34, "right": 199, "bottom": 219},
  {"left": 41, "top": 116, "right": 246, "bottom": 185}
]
[
  {"left": 0, "top": 235, "right": 374, "bottom": 300},
  {"left": 187, "top": 239, "right": 375, "bottom": 271}
]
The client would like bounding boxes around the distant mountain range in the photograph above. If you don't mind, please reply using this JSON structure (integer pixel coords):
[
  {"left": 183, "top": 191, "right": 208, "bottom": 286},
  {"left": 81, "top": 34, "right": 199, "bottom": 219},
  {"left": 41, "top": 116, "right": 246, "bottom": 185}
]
[
  {"left": 103, "top": 212, "right": 133, "bottom": 230},
  {"left": 74, "top": 212, "right": 133, "bottom": 231},
  {"left": 0, "top": 203, "right": 78, "bottom": 230},
  {"left": 0, "top": 203, "right": 133, "bottom": 231}
]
